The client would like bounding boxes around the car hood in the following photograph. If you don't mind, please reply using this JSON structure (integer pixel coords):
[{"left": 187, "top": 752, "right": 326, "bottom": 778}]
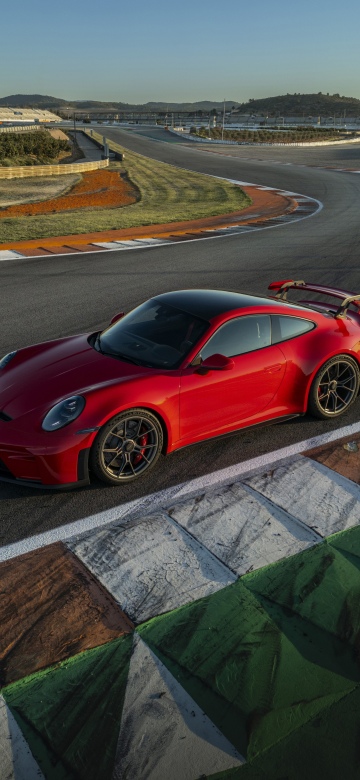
[{"left": 0, "top": 334, "right": 148, "bottom": 418}]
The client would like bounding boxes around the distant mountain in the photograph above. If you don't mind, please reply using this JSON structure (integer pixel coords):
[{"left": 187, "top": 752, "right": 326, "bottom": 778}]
[
  {"left": 1, "top": 93, "right": 360, "bottom": 115},
  {"left": 0, "top": 94, "right": 238, "bottom": 112}
]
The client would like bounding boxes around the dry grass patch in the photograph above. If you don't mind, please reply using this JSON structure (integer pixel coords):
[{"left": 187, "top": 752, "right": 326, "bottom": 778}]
[
  {"left": 0, "top": 174, "right": 81, "bottom": 208},
  {"left": 0, "top": 138, "right": 251, "bottom": 243}
]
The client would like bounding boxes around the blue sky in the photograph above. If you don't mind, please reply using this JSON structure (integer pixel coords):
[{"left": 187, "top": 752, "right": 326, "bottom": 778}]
[{"left": 1, "top": 0, "right": 360, "bottom": 103}]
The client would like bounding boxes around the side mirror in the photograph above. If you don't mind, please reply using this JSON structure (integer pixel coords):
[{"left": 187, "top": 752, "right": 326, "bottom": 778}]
[
  {"left": 198, "top": 353, "right": 234, "bottom": 371},
  {"left": 110, "top": 311, "right": 125, "bottom": 325}
]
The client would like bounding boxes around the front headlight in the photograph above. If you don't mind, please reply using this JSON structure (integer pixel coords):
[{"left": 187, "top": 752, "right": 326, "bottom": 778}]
[
  {"left": 42, "top": 395, "right": 85, "bottom": 431},
  {"left": 0, "top": 351, "right": 17, "bottom": 370}
]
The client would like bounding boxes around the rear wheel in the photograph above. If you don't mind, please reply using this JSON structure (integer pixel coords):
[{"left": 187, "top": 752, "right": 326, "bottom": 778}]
[
  {"left": 90, "top": 409, "right": 163, "bottom": 485},
  {"left": 308, "top": 355, "right": 359, "bottom": 419}
]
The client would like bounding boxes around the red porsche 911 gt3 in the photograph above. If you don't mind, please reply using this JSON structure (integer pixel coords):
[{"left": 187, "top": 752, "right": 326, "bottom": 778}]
[{"left": 1, "top": 280, "right": 360, "bottom": 489}]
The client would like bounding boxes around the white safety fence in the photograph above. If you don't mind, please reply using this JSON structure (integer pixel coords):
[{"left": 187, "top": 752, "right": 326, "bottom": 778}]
[
  {"left": 169, "top": 128, "right": 360, "bottom": 147},
  {"left": 0, "top": 158, "right": 109, "bottom": 180},
  {"left": 0, "top": 125, "right": 47, "bottom": 134}
]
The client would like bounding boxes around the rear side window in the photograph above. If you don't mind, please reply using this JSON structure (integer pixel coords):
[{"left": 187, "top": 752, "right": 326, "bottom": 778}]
[
  {"left": 200, "top": 315, "right": 271, "bottom": 359},
  {"left": 271, "top": 315, "right": 315, "bottom": 344}
]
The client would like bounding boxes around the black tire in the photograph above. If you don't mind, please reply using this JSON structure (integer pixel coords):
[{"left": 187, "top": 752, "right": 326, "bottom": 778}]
[
  {"left": 90, "top": 408, "right": 163, "bottom": 485},
  {"left": 308, "top": 355, "right": 360, "bottom": 419}
]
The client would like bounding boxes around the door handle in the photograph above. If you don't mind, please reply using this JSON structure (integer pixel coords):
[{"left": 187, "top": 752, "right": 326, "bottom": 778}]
[{"left": 265, "top": 363, "right": 283, "bottom": 373}]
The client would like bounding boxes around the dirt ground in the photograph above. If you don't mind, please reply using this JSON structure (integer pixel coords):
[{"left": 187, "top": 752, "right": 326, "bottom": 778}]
[
  {"left": 47, "top": 129, "right": 70, "bottom": 141},
  {"left": 0, "top": 174, "right": 81, "bottom": 208}
]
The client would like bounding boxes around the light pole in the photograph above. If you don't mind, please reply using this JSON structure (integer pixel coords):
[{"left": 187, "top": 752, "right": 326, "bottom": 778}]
[{"left": 221, "top": 98, "right": 226, "bottom": 141}]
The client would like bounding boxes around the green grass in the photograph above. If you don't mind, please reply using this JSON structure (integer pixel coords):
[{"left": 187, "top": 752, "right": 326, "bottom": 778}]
[{"left": 0, "top": 136, "right": 251, "bottom": 243}]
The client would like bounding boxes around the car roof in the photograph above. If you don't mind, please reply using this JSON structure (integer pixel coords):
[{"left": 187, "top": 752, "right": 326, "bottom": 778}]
[{"left": 154, "top": 289, "right": 312, "bottom": 320}]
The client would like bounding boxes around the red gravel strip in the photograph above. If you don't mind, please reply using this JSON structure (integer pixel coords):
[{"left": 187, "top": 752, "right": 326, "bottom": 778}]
[{"left": 0, "top": 187, "right": 296, "bottom": 252}]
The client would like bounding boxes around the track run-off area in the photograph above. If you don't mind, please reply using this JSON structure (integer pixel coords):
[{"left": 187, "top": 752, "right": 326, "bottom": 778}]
[{"left": 1, "top": 125, "right": 360, "bottom": 546}]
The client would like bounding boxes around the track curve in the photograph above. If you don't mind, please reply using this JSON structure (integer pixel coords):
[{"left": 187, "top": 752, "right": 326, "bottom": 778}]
[{"left": 1, "top": 127, "right": 360, "bottom": 544}]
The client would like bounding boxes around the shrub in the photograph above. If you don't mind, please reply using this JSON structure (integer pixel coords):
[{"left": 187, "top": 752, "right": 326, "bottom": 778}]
[{"left": 0, "top": 131, "right": 71, "bottom": 164}]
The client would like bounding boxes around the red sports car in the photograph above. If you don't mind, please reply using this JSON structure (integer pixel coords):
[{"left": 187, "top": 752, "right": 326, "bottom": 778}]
[{"left": 1, "top": 280, "right": 360, "bottom": 489}]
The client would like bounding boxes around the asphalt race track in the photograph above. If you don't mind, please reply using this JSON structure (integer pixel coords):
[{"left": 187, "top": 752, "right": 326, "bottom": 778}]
[{"left": 1, "top": 126, "right": 360, "bottom": 545}]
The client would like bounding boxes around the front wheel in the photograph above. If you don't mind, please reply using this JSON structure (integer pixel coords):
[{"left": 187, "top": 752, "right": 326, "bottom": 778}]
[
  {"left": 308, "top": 355, "right": 360, "bottom": 419},
  {"left": 90, "top": 409, "right": 163, "bottom": 485}
]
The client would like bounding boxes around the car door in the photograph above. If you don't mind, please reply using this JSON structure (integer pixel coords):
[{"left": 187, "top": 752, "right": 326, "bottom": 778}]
[{"left": 179, "top": 314, "right": 287, "bottom": 441}]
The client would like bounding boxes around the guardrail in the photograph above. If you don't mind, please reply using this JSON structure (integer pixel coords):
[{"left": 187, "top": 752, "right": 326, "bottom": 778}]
[
  {"left": 0, "top": 158, "right": 109, "bottom": 180},
  {"left": 169, "top": 129, "right": 239, "bottom": 145},
  {"left": 0, "top": 125, "right": 47, "bottom": 134}
]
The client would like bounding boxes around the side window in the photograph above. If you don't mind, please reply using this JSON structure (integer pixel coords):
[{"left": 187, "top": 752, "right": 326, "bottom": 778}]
[
  {"left": 271, "top": 315, "right": 315, "bottom": 344},
  {"left": 200, "top": 315, "right": 271, "bottom": 360}
]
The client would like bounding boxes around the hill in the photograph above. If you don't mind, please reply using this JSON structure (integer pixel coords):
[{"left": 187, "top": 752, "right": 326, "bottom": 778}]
[
  {"left": 0, "top": 94, "right": 69, "bottom": 108},
  {"left": 236, "top": 93, "right": 360, "bottom": 116}
]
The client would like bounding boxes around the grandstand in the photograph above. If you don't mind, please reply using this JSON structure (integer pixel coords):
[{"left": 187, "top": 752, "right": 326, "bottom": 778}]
[{"left": 0, "top": 107, "right": 60, "bottom": 125}]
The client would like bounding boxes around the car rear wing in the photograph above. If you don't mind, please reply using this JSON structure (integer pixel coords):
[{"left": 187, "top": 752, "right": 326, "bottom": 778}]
[{"left": 268, "top": 279, "right": 360, "bottom": 318}]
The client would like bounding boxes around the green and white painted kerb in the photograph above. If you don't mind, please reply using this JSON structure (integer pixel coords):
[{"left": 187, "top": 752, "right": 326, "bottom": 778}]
[{"left": 1, "top": 429, "right": 360, "bottom": 779}]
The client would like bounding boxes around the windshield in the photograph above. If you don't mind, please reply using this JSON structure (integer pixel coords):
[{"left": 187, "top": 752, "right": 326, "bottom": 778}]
[{"left": 97, "top": 299, "right": 209, "bottom": 369}]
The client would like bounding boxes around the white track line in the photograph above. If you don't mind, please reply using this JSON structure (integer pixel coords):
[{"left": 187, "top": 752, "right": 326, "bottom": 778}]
[{"left": 1, "top": 420, "right": 360, "bottom": 563}]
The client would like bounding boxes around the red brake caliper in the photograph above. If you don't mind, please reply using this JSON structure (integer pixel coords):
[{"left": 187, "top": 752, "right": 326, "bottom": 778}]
[{"left": 133, "top": 427, "right": 148, "bottom": 465}]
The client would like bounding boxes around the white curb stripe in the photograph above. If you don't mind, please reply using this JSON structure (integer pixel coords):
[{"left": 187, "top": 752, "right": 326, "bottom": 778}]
[
  {"left": 167, "top": 479, "right": 321, "bottom": 576},
  {"left": 245, "top": 456, "right": 360, "bottom": 538},
  {"left": 113, "top": 635, "right": 244, "bottom": 780},
  {"left": 0, "top": 250, "right": 26, "bottom": 261},
  {"left": 95, "top": 238, "right": 172, "bottom": 249},
  {"left": 92, "top": 241, "right": 131, "bottom": 249},
  {"left": 67, "top": 512, "right": 235, "bottom": 623},
  {"left": 0, "top": 695, "right": 45, "bottom": 780}
]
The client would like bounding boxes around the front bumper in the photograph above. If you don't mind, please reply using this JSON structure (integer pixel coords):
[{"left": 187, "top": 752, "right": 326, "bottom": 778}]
[
  {"left": 0, "top": 422, "right": 92, "bottom": 488},
  {"left": 0, "top": 469, "right": 90, "bottom": 490}
]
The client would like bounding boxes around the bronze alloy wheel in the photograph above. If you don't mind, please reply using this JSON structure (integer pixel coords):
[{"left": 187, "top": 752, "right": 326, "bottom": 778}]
[
  {"left": 308, "top": 355, "right": 360, "bottom": 419},
  {"left": 90, "top": 409, "right": 163, "bottom": 485}
]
